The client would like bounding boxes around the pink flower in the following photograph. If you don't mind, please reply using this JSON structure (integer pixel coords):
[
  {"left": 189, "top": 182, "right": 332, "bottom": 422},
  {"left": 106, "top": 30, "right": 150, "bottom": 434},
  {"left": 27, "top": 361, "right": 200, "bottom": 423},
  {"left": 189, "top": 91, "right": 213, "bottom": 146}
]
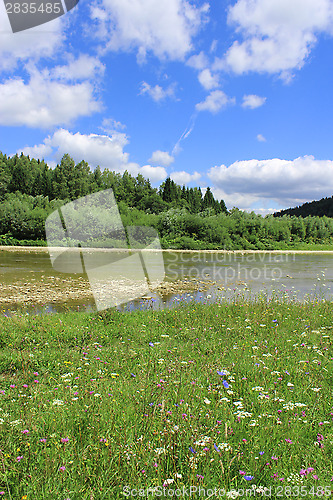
[
  {"left": 10, "top": 384, "right": 15, "bottom": 388},
  {"left": 34, "top": 380, "right": 39, "bottom": 384},
  {"left": 23, "top": 384, "right": 28, "bottom": 388},
  {"left": 285, "top": 439, "right": 292, "bottom": 444},
  {"left": 33, "top": 372, "right": 39, "bottom": 376},
  {"left": 59, "top": 466, "right": 66, "bottom": 471},
  {"left": 239, "top": 470, "right": 245, "bottom": 475},
  {"left": 21, "top": 429, "right": 29, "bottom": 434},
  {"left": 16, "top": 456, "right": 23, "bottom": 462},
  {"left": 61, "top": 437, "right": 69, "bottom": 443},
  {"left": 39, "top": 438, "right": 47, "bottom": 443},
  {"left": 313, "top": 475, "right": 318, "bottom": 480},
  {"left": 300, "top": 469, "right": 307, "bottom": 476}
]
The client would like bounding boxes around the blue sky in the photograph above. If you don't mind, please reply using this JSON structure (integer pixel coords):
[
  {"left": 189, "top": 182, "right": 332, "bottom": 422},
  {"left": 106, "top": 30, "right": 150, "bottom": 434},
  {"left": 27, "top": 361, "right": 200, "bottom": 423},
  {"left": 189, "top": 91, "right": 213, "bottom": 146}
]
[{"left": 1, "top": 0, "right": 333, "bottom": 213}]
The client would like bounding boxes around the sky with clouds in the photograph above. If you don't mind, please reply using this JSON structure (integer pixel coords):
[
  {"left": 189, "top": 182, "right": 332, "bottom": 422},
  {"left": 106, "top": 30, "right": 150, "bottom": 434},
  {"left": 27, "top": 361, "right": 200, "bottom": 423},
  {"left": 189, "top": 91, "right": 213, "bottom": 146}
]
[{"left": 1, "top": 0, "right": 333, "bottom": 213}]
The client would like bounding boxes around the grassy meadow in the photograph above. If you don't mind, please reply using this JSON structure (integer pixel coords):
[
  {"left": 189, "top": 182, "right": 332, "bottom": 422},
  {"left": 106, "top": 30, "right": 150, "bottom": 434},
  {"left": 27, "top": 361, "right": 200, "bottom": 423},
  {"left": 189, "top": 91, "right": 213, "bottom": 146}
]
[{"left": 0, "top": 297, "right": 332, "bottom": 499}]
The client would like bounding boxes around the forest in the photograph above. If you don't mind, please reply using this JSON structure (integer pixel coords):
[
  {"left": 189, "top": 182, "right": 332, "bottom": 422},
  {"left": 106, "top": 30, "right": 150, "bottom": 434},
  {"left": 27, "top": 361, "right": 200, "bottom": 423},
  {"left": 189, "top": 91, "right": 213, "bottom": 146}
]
[
  {"left": 1, "top": 151, "right": 333, "bottom": 249},
  {"left": 274, "top": 195, "right": 333, "bottom": 218}
]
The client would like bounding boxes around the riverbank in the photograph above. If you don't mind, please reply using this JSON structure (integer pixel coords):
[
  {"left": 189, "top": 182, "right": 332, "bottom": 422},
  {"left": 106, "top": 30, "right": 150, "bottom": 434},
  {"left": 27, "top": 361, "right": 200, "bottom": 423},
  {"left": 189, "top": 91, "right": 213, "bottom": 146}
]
[
  {"left": 1, "top": 245, "right": 333, "bottom": 253},
  {"left": 0, "top": 300, "right": 331, "bottom": 498}
]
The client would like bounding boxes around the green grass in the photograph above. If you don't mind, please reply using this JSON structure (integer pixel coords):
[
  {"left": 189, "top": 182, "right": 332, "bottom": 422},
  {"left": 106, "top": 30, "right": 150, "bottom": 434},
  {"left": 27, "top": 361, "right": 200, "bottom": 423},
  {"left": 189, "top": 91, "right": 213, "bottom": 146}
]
[{"left": 0, "top": 298, "right": 332, "bottom": 499}]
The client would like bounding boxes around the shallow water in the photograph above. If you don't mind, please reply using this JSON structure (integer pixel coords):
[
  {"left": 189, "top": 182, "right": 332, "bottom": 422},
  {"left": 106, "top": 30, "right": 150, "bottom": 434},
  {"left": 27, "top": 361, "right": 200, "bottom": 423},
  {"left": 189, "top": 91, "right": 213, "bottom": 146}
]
[{"left": 1, "top": 248, "right": 333, "bottom": 314}]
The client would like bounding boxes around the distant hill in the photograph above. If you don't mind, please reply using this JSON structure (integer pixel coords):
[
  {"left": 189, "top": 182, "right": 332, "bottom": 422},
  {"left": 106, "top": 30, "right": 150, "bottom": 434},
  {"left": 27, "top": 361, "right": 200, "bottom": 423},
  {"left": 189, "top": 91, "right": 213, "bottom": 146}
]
[{"left": 274, "top": 195, "right": 333, "bottom": 218}]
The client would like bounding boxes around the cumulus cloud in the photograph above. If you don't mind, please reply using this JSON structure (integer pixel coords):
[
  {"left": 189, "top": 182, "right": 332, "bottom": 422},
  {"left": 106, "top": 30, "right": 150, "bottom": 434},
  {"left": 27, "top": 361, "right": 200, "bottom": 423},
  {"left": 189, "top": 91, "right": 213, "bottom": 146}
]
[
  {"left": 170, "top": 170, "right": 201, "bottom": 184},
  {"left": 51, "top": 55, "right": 105, "bottom": 81},
  {"left": 208, "top": 156, "right": 333, "bottom": 209},
  {"left": 242, "top": 94, "right": 266, "bottom": 109},
  {"left": 90, "top": 0, "right": 209, "bottom": 61},
  {"left": 187, "top": 51, "right": 209, "bottom": 70},
  {"left": 196, "top": 90, "right": 235, "bottom": 113},
  {"left": 139, "top": 82, "right": 176, "bottom": 102},
  {"left": 139, "top": 164, "right": 167, "bottom": 183},
  {"left": 149, "top": 150, "right": 174, "bottom": 167},
  {"left": 20, "top": 129, "right": 167, "bottom": 183},
  {"left": 0, "top": 2, "right": 64, "bottom": 71},
  {"left": 198, "top": 69, "right": 219, "bottom": 90},
  {"left": 0, "top": 73, "right": 102, "bottom": 128},
  {"left": 215, "top": 0, "right": 333, "bottom": 78},
  {"left": 257, "top": 134, "right": 266, "bottom": 142}
]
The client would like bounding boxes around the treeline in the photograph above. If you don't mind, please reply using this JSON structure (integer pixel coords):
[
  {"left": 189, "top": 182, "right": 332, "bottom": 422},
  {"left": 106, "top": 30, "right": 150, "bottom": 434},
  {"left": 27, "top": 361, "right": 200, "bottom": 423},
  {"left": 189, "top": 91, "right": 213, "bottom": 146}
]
[
  {"left": 0, "top": 152, "right": 226, "bottom": 214},
  {"left": 1, "top": 151, "right": 333, "bottom": 249},
  {"left": 274, "top": 195, "right": 333, "bottom": 218}
]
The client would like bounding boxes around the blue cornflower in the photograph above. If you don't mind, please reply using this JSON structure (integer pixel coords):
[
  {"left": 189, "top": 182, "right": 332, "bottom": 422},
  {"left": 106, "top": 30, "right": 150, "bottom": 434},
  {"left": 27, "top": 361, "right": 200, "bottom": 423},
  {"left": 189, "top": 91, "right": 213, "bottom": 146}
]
[
  {"left": 222, "top": 379, "right": 229, "bottom": 389},
  {"left": 259, "top": 451, "right": 264, "bottom": 455},
  {"left": 214, "top": 443, "right": 220, "bottom": 452},
  {"left": 244, "top": 475, "right": 254, "bottom": 481},
  {"left": 149, "top": 342, "right": 154, "bottom": 347},
  {"left": 130, "top": 373, "right": 136, "bottom": 377},
  {"left": 217, "top": 370, "right": 226, "bottom": 376},
  {"left": 189, "top": 446, "right": 197, "bottom": 454}
]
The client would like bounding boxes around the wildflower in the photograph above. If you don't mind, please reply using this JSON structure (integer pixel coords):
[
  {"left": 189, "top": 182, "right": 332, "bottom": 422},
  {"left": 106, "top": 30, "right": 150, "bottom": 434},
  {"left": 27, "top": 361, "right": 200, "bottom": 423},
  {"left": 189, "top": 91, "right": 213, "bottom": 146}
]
[
  {"left": 21, "top": 430, "right": 29, "bottom": 434},
  {"left": 130, "top": 373, "right": 136, "bottom": 377},
  {"left": 163, "top": 479, "right": 174, "bottom": 486},
  {"left": 244, "top": 476, "right": 254, "bottom": 481},
  {"left": 39, "top": 438, "right": 46, "bottom": 443},
  {"left": 222, "top": 380, "right": 229, "bottom": 389},
  {"left": 16, "top": 456, "right": 23, "bottom": 461},
  {"left": 299, "top": 469, "right": 307, "bottom": 476},
  {"left": 10, "top": 384, "right": 15, "bottom": 388},
  {"left": 59, "top": 466, "right": 66, "bottom": 471},
  {"left": 61, "top": 437, "right": 69, "bottom": 443},
  {"left": 189, "top": 446, "right": 196, "bottom": 454},
  {"left": 214, "top": 443, "right": 220, "bottom": 452},
  {"left": 33, "top": 372, "right": 39, "bottom": 376},
  {"left": 23, "top": 384, "right": 28, "bottom": 388},
  {"left": 313, "top": 475, "right": 318, "bottom": 480},
  {"left": 204, "top": 398, "right": 211, "bottom": 404},
  {"left": 196, "top": 474, "right": 204, "bottom": 480},
  {"left": 259, "top": 451, "right": 264, "bottom": 455},
  {"left": 34, "top": 380, "right": 39, "bottom": 384},
  {"left": 217, "top": 370, "right": 226, "bottom": 376},
  {"left": 149, "top": 342, "right": 154, "bottom": 347},
  {"left": 239, "top": 470, "right": 245, "bottom": 475},
  {"left": 285, "top": 439, "right": 292, "bottom": 444}
]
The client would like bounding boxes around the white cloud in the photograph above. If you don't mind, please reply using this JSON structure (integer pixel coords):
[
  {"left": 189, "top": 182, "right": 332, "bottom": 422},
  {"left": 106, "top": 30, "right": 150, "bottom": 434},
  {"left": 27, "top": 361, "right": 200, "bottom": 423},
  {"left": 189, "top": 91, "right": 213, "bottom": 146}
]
[
  {"left": 90, "top": 0, "right": 209, "bottom": 61},
  {"left": 196, "top": 90, "right": 235, "bottom": 113},
  {"left": 52, "top": 55, "right": 105, "bottom": 81},
  {"left": 0, "top": 2, "right": 64, "bottom": 71},
  {"left": 215, "top": 0, "right": 333, "bottom": 78},
  {"left": 140, "top": 82, "right": 176, "bottom": 102},
  {"left": 149, "top": 150, "right": 174, "bottom": 167},
  {"left": 257, "top": 134, "right": 266, "bottom": 142},
  {"left": 170, "top": 170, "right": 201, "bottom": 184},
  {"left": 20, "top": 129, "right": 167, "bottom": 183},
  {"left": 100, "top": 117, "right": 127, "bottom": 133},
  {"left": 208, "top": 156, "right": 333, "bottom": 209},
  {"left": 198, "top": 69, "right": 219, "bottom": 90},
  {"left": 187, "top": 51, "right": 209, "bottom": 70},
  {"left": 0, "top": 73, "right": 102, "bottom": 128},
  {"left": 139, "top": 165, "right": 167, "bottom": 183},
  {"left": 242, "top": 94, "right": 266, "bottom": 109}
]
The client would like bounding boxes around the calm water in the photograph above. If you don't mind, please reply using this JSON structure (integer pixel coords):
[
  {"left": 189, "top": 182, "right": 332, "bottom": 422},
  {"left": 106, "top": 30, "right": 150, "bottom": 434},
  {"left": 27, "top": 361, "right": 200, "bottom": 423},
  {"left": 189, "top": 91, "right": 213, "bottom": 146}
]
[{"left": 1, "top": 248, "right": 333, "bottom": 314}]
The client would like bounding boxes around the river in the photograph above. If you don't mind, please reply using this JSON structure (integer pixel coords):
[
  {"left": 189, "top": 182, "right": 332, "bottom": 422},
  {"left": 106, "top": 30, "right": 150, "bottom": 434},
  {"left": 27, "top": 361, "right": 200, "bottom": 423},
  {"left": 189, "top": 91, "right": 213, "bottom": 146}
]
[{"left": 1, "top": 247, "right": 333, "bottom": 314}]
